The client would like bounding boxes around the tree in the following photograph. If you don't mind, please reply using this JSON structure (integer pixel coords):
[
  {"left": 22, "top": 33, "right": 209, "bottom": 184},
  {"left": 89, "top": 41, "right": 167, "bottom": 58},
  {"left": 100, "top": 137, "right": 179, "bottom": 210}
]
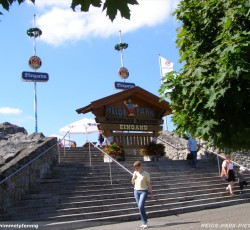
[
  {"left": 0, "top": 0, "right": 138, "bottom": 21},
  {"left": 159, "top": 0, "right": 250, "bottom": 151}
]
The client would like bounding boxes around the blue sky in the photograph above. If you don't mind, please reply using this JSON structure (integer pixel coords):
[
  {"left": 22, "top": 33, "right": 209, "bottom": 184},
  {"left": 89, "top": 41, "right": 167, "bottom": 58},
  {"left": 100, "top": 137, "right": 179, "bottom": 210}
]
[{"left": 0, "top": 0, "right": 182, "bottom": 145}]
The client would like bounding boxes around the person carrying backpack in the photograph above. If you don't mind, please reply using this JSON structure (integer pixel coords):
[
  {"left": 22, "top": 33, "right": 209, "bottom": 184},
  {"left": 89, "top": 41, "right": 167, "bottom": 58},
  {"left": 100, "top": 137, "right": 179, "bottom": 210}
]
[{"left": 98, "top": 130, "right": 105, "bottom": 147}]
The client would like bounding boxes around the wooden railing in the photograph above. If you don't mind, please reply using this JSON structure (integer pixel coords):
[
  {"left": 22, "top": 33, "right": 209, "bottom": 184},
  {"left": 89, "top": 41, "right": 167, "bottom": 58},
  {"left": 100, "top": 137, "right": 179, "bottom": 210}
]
[{"left": 113, "top": 133, "right": 154, "bottom": 148}]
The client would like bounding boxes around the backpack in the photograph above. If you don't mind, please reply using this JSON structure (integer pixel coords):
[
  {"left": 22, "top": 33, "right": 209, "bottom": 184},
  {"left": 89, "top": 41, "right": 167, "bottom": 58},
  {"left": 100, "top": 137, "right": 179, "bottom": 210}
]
[{"left": 186, "top": 153, "right": 193, "bottom": 160}]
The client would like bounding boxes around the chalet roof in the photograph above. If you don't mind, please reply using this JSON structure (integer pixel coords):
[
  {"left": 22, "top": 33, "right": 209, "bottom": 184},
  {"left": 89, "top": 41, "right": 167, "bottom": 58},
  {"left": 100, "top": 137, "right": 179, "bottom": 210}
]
[{"left": 76, "top": 86, "right": 172, "bottom": 116}]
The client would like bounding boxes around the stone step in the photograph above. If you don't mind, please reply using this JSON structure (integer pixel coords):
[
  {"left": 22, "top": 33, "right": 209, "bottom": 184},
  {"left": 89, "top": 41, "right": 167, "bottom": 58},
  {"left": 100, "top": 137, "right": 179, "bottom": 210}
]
[
  {"left": 23, "top": 183, "right": 227, "bottom": 203},
  {"left": 9, "top": 182, "right": 249, "bottom": 214},
  {"left": 35, "top": 170, "right": 221, "bottom": 184},
  {"left": 55, "top": 162, "right": 220, "bottom": 173},
  {"left": 4, "top": 148, "right": 250, "bottom": 229},
  {"left": 11, "top": 181, "right": 250, "bottom": 209},
  {"left": 27, "top": 175, "right": 236, "bottom": 199},
  {"left": 9, "top": 193, "right": 249, "bottom": 223},
  {"left": 26, "top": 173, "right": 231, "bottom": 196},
  {"left": 35, "top": 198, "right": 247, "bottom": 230}
]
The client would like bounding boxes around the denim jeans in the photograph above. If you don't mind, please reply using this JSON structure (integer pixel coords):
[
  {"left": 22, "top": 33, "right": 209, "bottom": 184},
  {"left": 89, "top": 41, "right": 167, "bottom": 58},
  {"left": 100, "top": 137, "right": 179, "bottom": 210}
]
[
  {"left": 191, "top": 151, "right": 197, "bottom": 166},
  {"left": 134, "top": 190, "right": 148, "bottom": 224}
]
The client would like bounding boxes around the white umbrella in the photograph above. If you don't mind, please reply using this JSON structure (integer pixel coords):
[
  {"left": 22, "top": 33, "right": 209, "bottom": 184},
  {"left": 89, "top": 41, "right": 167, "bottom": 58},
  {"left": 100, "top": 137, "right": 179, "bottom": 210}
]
[{"left": 60, "top": 118, "right": 98, "bottom": 143}]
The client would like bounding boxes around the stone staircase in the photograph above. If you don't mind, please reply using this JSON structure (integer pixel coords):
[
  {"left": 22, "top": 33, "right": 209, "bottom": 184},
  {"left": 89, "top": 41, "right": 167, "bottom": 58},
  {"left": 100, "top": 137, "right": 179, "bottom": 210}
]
[{"left": 3, "top": 147, "right": 250, "bottom": 229}]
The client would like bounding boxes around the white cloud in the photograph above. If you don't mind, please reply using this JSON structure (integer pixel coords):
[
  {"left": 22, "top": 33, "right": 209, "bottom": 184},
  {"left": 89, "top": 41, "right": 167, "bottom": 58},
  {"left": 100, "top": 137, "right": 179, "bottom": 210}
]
[
  {"left": 0, "top": 107, "right": 22, "bottom": 115},
  {"left": 27, "top": 0, "right": 69, "bottom": 8},
  {"left": 34, "top": 0, "right": 177, "bottom": 46}
]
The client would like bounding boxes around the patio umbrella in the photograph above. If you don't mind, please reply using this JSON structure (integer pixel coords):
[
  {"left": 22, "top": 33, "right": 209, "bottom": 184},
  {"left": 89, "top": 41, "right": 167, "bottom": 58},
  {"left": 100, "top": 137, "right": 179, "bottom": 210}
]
[{"left": 60, "top": 118, "right": 98, "bottom": 143}]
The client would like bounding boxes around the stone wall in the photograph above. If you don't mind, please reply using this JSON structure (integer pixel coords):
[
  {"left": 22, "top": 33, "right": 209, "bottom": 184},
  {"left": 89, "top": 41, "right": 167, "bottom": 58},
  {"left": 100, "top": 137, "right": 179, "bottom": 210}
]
[
  {"left": 0, "top": 137, "right": 58, "bottom": 218},
  {"left": 158, "top": 131, "right": 207, "bottom": 160},
  {"left": 233, "top": 151, "right": 250, "bottom": 169},
  {"left": 158, "top": 131, "right": 250, "bottom": 171}
]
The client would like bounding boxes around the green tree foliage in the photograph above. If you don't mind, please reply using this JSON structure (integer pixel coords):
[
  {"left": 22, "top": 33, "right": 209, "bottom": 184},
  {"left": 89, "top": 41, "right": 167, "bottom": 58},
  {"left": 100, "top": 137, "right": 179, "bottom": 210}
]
[
  {"left": 0, "top": 0, "right": 138, "bottom": 21},
  {"left": 159, "top": 0, "right": 250, "bottom": 150}
]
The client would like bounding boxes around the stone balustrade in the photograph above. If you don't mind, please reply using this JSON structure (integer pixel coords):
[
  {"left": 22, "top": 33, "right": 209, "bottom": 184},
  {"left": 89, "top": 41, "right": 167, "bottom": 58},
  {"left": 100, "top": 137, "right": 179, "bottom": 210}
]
[{"left": 0, "top": 137, "right": 58, "bottom": 218}]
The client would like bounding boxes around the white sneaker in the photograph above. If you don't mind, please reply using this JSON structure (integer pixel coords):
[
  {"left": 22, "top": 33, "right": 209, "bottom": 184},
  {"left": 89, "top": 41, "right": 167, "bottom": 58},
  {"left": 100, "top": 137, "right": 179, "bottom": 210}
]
[{"left": 140, "top": 224, "right": 148, "bottom": 229}]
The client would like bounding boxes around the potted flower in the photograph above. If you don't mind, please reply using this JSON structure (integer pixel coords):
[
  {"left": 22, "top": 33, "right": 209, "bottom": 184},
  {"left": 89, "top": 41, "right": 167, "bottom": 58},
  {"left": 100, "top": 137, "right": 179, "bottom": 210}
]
[
  {"left": 103, "top": 142, "right": 125, "bottom": 162},
  {"left": 140, "top": 142, "right": 165, "bottom": 161}
]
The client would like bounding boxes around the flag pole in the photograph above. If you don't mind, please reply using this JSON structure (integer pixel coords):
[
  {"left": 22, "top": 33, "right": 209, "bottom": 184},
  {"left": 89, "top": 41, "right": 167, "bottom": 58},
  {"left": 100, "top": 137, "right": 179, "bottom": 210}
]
[
  {"left": 158, "top": 54, "right": 163, "bottom": 84},
  {"left": 119, "top": 30, "right": 124, "bottom": 68},
  {"left": 159, "top": 54, "right": 167, "bottom": 130}
]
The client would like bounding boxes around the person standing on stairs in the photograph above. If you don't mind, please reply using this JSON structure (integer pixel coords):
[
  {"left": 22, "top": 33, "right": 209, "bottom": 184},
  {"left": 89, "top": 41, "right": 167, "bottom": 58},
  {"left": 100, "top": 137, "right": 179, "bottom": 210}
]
[
  {"left": 187, "top": 135, "right": 198, "bottom": 167},
  {"left": 131, "top": 161, "right": 154, "bottom": 229},
  {"left": 98, "top": 130, "right": 105, "bottom": 148},
  {"left": 221, "top": 154, "right": 236, "bottom": 196}
]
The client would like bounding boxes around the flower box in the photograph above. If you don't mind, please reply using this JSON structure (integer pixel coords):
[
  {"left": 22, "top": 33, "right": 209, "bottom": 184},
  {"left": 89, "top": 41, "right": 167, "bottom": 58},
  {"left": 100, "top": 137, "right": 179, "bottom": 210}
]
[
  {"left": 103, "top": 142, "right": 125, "bottom": 162},
  {"left": 143, "top": 155, "right": 163, "bottom": 161},
  {"left": 104, "top": 154, "right": 113, "bottom": 163},
  {"left": 140, "top": 142, "right": 165, "bottom": 161},
  {"left": 143, "top": 156, "right": 152, "bottom": 161}
]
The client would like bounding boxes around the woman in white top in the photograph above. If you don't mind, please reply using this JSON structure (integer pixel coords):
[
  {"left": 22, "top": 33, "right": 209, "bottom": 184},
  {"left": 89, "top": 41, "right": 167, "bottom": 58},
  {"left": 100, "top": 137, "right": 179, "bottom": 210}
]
[
  {"left": 221, "top": 155, "right": 236, "bottom": 195},
  {"left": 131, "top": 161, "right": 153, "bottom": 229}
]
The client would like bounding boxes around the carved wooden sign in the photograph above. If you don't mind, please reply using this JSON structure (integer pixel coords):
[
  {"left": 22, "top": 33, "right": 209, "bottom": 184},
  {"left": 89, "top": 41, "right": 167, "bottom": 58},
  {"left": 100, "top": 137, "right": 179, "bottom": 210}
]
[{"left": 76, "top": 86, "right": 172, "bottom": 148}]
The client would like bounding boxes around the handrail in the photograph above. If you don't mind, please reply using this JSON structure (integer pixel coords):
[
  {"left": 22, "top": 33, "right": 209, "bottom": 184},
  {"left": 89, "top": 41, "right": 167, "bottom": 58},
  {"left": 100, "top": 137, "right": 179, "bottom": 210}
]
[
  {"left": 201, "top": 146, "right": 249, "bottom": 174},
  {"left": 158, "top": 135, "right": 249, "bottom": 173},
  {"left": 58, "top": 132, "right": 70, "bottom": 147},
  {"left": 87, "top": 141, "right": 133, "bottom": 185},
  {"left": 0, "top": 135, "right": 61, "bottom": 185},
  {"left": 94, "top": 142, "right": 133, "bottom": 175},
  {"left": 57, "top": 131, "right": 70, "bottom": 162},
  {"left": 157, "top": 136, "right": 179, "bottom": 150}
]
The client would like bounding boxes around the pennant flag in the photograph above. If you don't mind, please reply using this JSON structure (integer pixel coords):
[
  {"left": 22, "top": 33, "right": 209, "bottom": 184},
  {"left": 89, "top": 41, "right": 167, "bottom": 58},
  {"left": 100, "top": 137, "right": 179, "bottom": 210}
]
[{"left": 160, "top": 56, "right": 174, "bottom": 77}]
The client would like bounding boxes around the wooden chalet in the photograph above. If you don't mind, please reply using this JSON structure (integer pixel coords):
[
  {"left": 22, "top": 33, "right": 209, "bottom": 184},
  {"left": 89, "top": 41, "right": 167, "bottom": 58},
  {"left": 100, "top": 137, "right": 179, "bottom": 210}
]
[{"left": 76, "top": 86, "right": 172, "bottom": 149}]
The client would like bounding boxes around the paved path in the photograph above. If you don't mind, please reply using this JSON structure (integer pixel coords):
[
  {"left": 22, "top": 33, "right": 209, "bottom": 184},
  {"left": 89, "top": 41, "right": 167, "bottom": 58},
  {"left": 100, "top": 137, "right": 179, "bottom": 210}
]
[{"left": 84, "top": 203, "right": 250, "bottom": 230}]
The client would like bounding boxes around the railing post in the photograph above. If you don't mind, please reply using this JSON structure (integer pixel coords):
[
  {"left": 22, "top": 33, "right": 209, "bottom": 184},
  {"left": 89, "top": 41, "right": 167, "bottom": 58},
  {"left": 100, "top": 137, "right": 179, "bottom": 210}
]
[
  {"left": 58, "top": 145, "right": 61, "bottom": 164},
  {"left": 108, "top": 158, "right": 113, "bottom": 185},
  {"left": 89, "top": 142, "right": 92, "bottom": 166},
  {"left": 217, "top": 154, "right": 221, "bottom": 176},
  {"left": 87, "top": 141, "right": 132, "bottom": 185}
]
